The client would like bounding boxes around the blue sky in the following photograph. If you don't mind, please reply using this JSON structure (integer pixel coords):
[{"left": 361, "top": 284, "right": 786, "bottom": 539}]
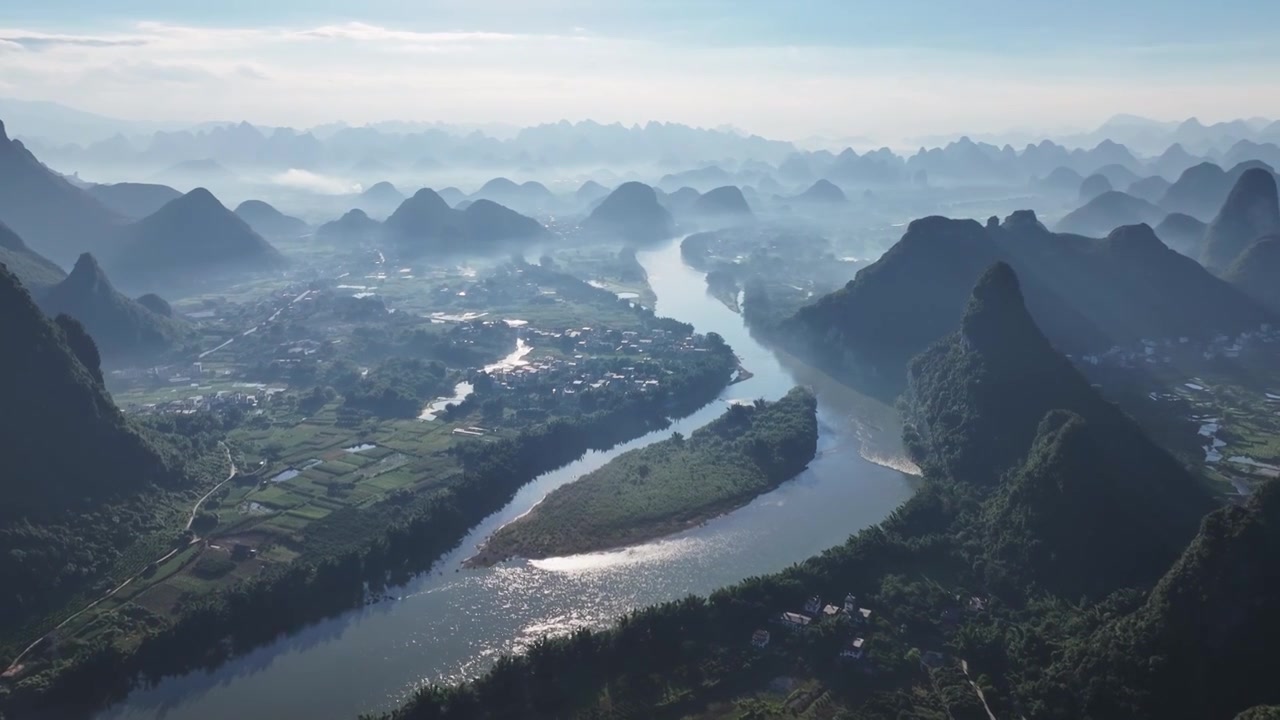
[{"left": 3, "top": 0, "right": 1279, "bottom": 142}]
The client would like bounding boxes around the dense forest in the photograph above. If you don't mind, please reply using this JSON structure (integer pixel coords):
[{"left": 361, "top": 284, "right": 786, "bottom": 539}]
[
  {"left": 476, "top": 387, "right": 817, "bottom": 562},
  {"left": 364, "top": 264, "right": 1272, "bottom": 720},
  {"left": 342, "top": 357, "right": 453, "bottom": 418},
  {"left": 0, "top": 264, "right": 226, "bottom": 662}
]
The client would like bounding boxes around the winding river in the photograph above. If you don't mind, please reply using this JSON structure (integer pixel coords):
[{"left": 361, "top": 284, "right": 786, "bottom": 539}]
[{"left": 98, "top": 238, "right": 917, "bottom": 720}]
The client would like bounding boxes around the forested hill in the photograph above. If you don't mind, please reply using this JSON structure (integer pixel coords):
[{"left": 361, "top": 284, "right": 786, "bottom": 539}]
[
  {"left": 39, "top": 252, "right": 186, "bottom": 363},
  {"left": 0, "top": 219, "right": 65, "bottom": 292},
  {"left": 1037, "top": 478, "right": 1280, "bottom": 718},
  {"left": 905, "top": 263, "right": 1214, "bottom": 597},
  {"left": 777, "top": 211, "right": 1273, "bottom": 398},
  {"left": 0, "top": 263, "right": 201, "bottom": 631},
  {"left": 0, "top": 263, "right": 172, "bottom": 522},
  {"left": 777, "top": 215, "right": 1100, "bottom": 398}
]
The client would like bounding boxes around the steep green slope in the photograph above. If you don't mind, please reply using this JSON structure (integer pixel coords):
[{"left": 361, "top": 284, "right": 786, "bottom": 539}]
[
  {"left": 0, "top": 119, "right": 122, "bottom": 265},
  {"left": 1224, "top": 236, "right": 1280, "bottom": 312},
  {"left": 1041, "top": 479, "right": 1280, "bottom": 719},
  {"left": 0, "top": 264, "right": 171, "bottom": 521},
  {"left": 0, "top": 220, "right": 66, "bottom": 292},
  {"left": 39, "top": 253, "right": 185, "bottom": 362},
  {"left": 1202, "top": 167, "right": 1280, "bottom": 270}
]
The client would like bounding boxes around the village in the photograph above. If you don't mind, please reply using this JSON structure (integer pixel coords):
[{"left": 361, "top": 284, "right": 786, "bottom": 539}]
[
  {"left": 741, "top": 587, "right": 995, "bottom": 716},
  {"left": 1076, "top": 322, "right": 1279, "bottom": 368}
]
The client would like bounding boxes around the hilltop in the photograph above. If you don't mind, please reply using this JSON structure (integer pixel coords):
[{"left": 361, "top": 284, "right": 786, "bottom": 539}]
[
  {"left": 691, "top": 185, "right": 753, "bottom": 218},
  {"left": 86, "top": 182, "right": 183, "bottom": 220},
  {"left": 0, "top": 262, "right": 173, "bottom": 522},
  {"left": 1054, "top": 190, "right": 1164, "bottom": 237},
  {"left": 383, "top": 188, "right": 545, "bottom": 254},
  {"left": 39, "top": 253, "right": 186, "bottom": 362},
  {"left": 0, "top": 220, "right": 66, "bottom": 291},
  {"left": 0, "top": 119, "right": 122, "bottom": 265},
  {"left": 779, "top": 212, "right": 1272, "bottom": 396},
  {"left": 583, "top": 181, "right": 674, "bottom": 243},
  {"left": 1160, "top": 160, "right": 1276, "bottom": 220},
  {"left": 106, "top": 187, "right": 284, "bottom": 288},
  {"left": 234, "top": 200, "right": 309, "bottom": 239},
  {"left": 1154, "top": 211, "right": 1207, "bottom": 257},
  {"left": 905, "top": 263, "right": 1214, "bottom": 595},
  {"left": 793, "top": 178, "right": 847, "bottom": 204},
  {"left": 317, "top": 208, "right": 381, "bottom": 243},
  {"left": 1202, "top": 167, "right": 1280, "bottom": 270}
]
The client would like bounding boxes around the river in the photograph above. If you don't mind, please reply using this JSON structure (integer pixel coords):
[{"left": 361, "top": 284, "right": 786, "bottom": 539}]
[{"left": 98, "top": 237, "right": 917, "bottom": 720}]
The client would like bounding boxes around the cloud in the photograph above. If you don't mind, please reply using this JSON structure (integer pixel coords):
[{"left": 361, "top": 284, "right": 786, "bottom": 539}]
[
  {"left": 2, "top": 19, "right": 1279, "bottom": 144},
  {"left": 294, "top": 22, "right": 521, "bottom": 44},
  {"left": 235, "top": 64, "right": 270, "bottom": 81},
  {"left": 82, "top": 61, "right": 220, "bottom": 85},
  {"left": 0, "top": 33, "right": 147, "bottom": 51},
  {"left": 268, "top": 169, "right": 361, "bottom": 195}
]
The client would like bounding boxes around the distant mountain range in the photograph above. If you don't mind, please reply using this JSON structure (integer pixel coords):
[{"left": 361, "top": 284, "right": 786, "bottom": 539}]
[
  {"left": 11, "top": 100, "right": 1280, "bottom": 194},
  {"left": 315, "top": 187, "right": 548, "bottom": 253}
]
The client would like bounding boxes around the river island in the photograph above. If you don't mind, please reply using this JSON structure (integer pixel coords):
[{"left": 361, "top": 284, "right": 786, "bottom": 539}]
[{"left": 470, "top": 386, "right": 818, "bottom": 564}]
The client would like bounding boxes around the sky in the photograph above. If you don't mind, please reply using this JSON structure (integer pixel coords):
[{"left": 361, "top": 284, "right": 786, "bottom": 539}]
[{"left": 3, "top": 0, "right": 1280, "bottom": 144}]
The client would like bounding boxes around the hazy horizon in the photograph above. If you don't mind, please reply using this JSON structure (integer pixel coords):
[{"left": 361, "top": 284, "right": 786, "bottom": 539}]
[{"left": 4, "top": 0, "right": 1280, "bottom": 147}]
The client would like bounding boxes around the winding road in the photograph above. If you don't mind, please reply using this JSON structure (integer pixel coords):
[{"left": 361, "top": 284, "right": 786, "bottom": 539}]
[{"left": 3, "top": 445, "right": 237, "bottom": 677}]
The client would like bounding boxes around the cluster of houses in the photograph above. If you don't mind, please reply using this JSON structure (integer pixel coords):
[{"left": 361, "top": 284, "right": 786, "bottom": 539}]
[
  {"left": 127, "top": 388, "right": 274, "bottom": 416},
  {"left": 110, "top": 362, "right": 207, "bottom": 384},
  {"left": 479, "top": 327, "right": 717, "bottom": 397},
  {"left": 1077, "top": 324, "right": 1278, "bottom": 368},
  {"left": 753, "top": 593, "right": 873, "bottom": 662},
  {"left": 534, "top": 325, "right": 713, "bottom": 360}
]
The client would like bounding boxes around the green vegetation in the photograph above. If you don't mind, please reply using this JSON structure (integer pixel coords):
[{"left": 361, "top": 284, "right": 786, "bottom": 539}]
[
  {"left": 776, "top": 214, "right": 1274, "bottom": 399},
  {"left": 38, "top": 253, "right": 188, "bottom": 363},
  {"left": 0, "top": 247, "right": 746, "bottom": 718},
  {"left": 0, "top": 264, "right": 229, "bottom": 681},
  {"left": 343, "top": 358, "right": 452, "bottom": 418},
  {"left": 681, "top": 224, "right": 864, "bottom": 320},
  {"left": 477, "top": 388, "right": 818, "bottom": 562},
  {"left": 369, "top": 264, "right": 1263, "bottom": 720}
]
